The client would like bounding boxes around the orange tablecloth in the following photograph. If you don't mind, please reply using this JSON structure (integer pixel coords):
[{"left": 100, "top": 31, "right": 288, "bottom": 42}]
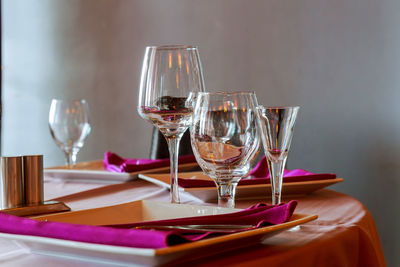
[
  {"left": 188, "top": 189, "right": 386, "bottom": 267},
  {"left": 0, "top": 179, "right": 386, "bottom": 266}
]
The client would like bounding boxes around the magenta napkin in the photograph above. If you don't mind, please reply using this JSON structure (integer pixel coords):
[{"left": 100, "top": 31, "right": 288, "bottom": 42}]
[
  {"left": 178, "top": 156, "right": 337, "bottom": 188},
  {"left": 0, "top": 201, "right": 296, "bottom": 249},
  {"left": 110, "top": 200, "right": 297, "bottom": 229},
  {"left": 104, "top": 151, "right": 197, "bottom": 173}
]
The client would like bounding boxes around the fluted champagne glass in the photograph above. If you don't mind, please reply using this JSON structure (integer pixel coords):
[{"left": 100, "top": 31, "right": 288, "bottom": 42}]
[
  {"left": 138, "top": 45, "right": 205, "bottom": 204},
  {"left": 256, "top": 106, "right": 299, "bottom": 205},
  {"left": 49, "top": 99, "right": 91, "bottom": 168},
  {"left": 191, "top": 92, "right": 260, "bottom": 208}
]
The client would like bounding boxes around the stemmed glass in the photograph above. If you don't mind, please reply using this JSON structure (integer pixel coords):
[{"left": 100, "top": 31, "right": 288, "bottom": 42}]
[
  {"left": 190, "top": 92, "right": 260, "bottom": 208},
  {"left": 137, "top": 45, "right": 205, "bottom": 204},
  {"left": 256, "top": 106, "right": 299, "bottom": 205},
  {"left": 49, "top": 99, "right": 91, "bottom": 168}
]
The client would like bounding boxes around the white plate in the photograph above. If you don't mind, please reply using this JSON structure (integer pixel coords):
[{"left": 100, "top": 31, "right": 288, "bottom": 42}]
[
  {"left": 45, "top": 161, "right": 198, "bottom": 184},
  {"left": 44, "top": 169, "right": 135, "bottom": 184},
  {"left": 2, "top": 200, "right": 317, "bottom": 266},
  {"left": 139, "top": 171, "right": 344, "bottom": 202}
]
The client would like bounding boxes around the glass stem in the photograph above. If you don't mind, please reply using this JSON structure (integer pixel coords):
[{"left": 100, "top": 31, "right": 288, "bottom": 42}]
[
  {"left": 65, "top": 151, "right": 77, "bottom": 169},
  {"left": 216, "top": 182, "right": 238, "bottom": 208},
  {"left": 166, "top": 136, "right": 182, "bottom": 204},
  {"left": 268, "top": 158, "right": 287, "bottom": 205}
]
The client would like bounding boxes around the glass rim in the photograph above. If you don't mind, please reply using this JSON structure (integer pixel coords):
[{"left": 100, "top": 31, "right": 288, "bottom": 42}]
[
  {"left": 51, "top": 98, "right": 88, "bottom": 103},
  {"left": 196, "top": 91, "right": 256, "bottom": 96},
  {"left": 146, "top": 45, "right": 198, "bottom": 50},
  {"left": 257, "top": 105, "right": 300, "bottom": 110}
]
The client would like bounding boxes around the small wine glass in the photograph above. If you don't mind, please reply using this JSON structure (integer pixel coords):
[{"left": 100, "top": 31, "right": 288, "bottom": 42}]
[
  {"left": 49, "top": 99, "right": 91, "bottom": 168},
  {"left": 190, "top": 92, "right": 260, "bottom": 208},
  {"left": 137, "top": 45, "right": 205, "bottom": 204},
  {"left": 256, "top": 106, "right": 299, "bottom": 205}
]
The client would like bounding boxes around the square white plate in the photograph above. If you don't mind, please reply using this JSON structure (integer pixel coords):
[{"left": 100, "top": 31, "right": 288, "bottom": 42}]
[
  {"left": 45, "top": 161, "right": 198, "bottom": 184},
  {"left": 138, "top": 171, "right": 344, "bottom": 201},
  {"left": 1, "top": 200, "right": 317, "bottom": 266}
]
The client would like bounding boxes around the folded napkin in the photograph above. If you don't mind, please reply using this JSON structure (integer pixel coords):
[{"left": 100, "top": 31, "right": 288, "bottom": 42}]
[
  {"left": 178, "top": 156, "right": 337, "bottom": 188},
  {"left": 104, "top": 151, "right": 197, "bottom": 173},
  {"left": 0, "top": 201, "right": 296, "bottom": 249},
  {"left": 110, "top": 200, "right": 297, "bottom": 229},
  {"left": 105, "top": 153, "right": 336, "bottom": 188}
]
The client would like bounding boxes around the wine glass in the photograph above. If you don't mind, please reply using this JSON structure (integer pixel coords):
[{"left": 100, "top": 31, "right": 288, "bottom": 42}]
[
  {"left": 49, "top": 99, "right": 91, "bottom": 168},
  {"left": 256, "top": 106, "right": 299, "bottom": 205},
  {"left": 190, "top": 92, "right": 260, "bottom": 208},
  {"left": 137, "top": 45, "right": 205, "bottom": 204}
]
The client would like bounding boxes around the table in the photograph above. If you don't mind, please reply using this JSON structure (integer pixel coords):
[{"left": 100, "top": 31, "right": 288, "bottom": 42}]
[{"left": 0, "top": 178, "right": 386, "bottom": 266}]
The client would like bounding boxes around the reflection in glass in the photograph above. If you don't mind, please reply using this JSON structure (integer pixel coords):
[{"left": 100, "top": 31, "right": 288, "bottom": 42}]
[
  {"left": 49, "top": 99, "right": 91, "bottom": 168},
  {"left": 138, "top": 45, "right": 205, "bottom": 204},
  {"left": 191, "top": 92, "right": 260, "bottom": 208},
  {"left": 256, "top": 106, "right": 299, "bottom": 205}
]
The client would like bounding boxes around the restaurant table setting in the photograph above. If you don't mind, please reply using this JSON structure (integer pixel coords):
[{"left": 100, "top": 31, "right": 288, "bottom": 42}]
[
  {"left": 0, "top": 45, "right": 385, "bottom": 266},
  {"left": 0, "top": 201, "right": 298, "bottom": 249}
]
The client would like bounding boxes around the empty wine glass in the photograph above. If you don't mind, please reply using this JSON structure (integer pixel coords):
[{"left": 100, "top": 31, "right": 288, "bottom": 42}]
[
  {"left": 256, "top": 106, "right": 299, "bottom": 205},
  {"left": 49, "top": 99, "right": 91, "bottom": 168},
  {"left": 137, "top": 45, "right": 205, "bottom": 204},
  {"left": 190, "top": 92, "right": 260, "bottom": 208}
]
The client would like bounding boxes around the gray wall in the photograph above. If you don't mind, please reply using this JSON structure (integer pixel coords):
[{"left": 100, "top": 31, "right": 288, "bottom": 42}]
[{"left": 3, "top": 0, "right": 399, "bottom": 265}]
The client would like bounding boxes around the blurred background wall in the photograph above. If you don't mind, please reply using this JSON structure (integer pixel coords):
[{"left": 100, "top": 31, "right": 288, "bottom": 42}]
[{"left": 2, "top": 0, "right": 399, "bottom": 265}]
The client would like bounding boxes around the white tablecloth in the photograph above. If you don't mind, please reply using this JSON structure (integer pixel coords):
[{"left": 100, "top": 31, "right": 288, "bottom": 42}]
[{"left": 0, "top": 178, "right": 205, "bottom": 266}]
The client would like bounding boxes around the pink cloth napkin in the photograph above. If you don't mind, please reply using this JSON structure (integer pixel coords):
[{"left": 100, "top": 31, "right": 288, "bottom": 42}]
[
  {"left": 110, "top": 200, "right": 297, "bottom": 229},
  {"left": 105, "top": 153, "right": 336, "bottom": 188},
  {"left": 0, "top": 201, "right": 297, "bottom": 249},
  {"left": 250, "top": 156, "right": 336, "bottom": 181},
  {"left": 178, "top": 156, "right": 336, "bottom": 188},
  {"left": 104, "top": 151, "right": 197, "bottom": 173}
]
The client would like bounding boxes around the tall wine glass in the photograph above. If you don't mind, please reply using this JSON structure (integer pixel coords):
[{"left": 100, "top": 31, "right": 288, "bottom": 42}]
[
  {"left": 190, "top": 92, "right": 260, "bottom": 208},
  {"left": 256, "top": 106, "right": 299, "bottom": 205},
  {"left": 138, "top": 45, "right": 205, "bottom": 204},
  {"left": 49, "top": 99, "right": 91, "bottom": 168}
]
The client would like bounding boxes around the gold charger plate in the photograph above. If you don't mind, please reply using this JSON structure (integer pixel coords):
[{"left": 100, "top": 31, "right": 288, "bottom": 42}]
[
  {"left": 139, "top": 171, "right": 344, "bottom": 201},
  {"left": 0, "top": 200, "right": 317, "bottom": 266}
]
